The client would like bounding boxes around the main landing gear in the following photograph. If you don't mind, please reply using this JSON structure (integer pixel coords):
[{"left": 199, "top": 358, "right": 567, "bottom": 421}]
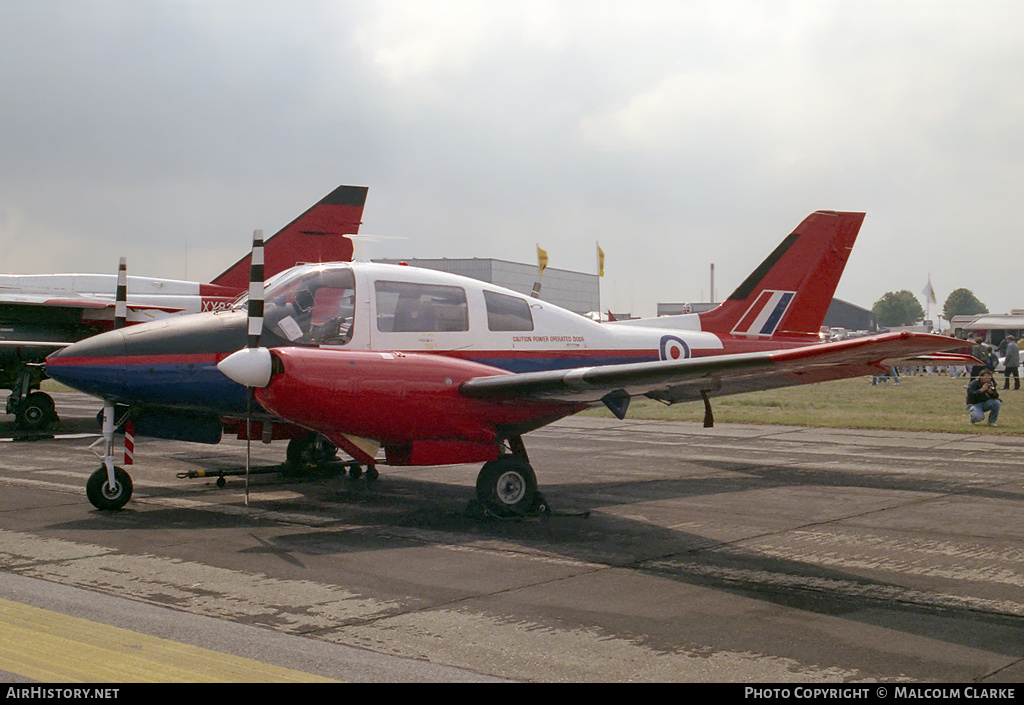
[
  {"left": 472, "top": 437, "right": 549, "bottom": 518},
  {"left": 11, "top": 391, "right": 58, "bottom": 431},
  {"left": 6, "top": 366, "right": 59, "bottom": 431},
  {"left": 285, "top": 433, "right": 378, "bottom": 481}
]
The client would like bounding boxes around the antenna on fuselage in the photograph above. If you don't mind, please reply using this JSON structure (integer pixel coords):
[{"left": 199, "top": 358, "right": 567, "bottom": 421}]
[{"left": 348, "top": 234, "right": 410, "bottom": 262}]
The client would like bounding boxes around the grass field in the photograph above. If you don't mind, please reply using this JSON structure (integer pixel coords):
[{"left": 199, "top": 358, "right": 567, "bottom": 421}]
[{"left": 585, "top": 372, "right": 1024, "bottom": 435}]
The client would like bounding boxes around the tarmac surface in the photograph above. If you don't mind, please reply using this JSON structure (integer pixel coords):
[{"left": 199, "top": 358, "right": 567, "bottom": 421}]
[{"left": 1, "top": 390, "right": 1023, "bottom": 683}]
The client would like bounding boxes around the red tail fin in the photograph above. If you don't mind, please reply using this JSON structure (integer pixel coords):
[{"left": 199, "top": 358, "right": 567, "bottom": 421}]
[
  {"left": 697, "top": 211, "right": 865, "bottom": 340},
  {"left": 210, "top": 185, "right": 367, "bottom": 289}
]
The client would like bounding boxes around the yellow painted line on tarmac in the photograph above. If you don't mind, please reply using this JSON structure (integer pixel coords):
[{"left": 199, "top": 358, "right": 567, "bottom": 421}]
[{"left": 0, "top": 598, "right": 337, "bottom": 683}]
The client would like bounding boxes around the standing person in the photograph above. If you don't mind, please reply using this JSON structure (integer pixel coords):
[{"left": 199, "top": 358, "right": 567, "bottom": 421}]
[
  {"left": 1003, "top": 335, "right": 1020, "bottom": 390},
  {"left": 967, "top": 369, "right": 1001, "bottom": 426},
  {"left": 987, "top": 346, "right": 1000, "bottom": 373},
  {"left": 970, "top": 334, "right": 988, "bottom": 379}
]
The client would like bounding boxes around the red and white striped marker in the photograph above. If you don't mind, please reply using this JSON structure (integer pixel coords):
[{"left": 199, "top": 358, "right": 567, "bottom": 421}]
[{"left": 123, "top": 421, "right": 134, "bottom": 465}]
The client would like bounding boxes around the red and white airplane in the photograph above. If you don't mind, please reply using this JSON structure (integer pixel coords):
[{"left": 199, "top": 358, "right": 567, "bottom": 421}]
[
  {"left": 196, "top": 209, "right": 968, "bottom": 517},
  {"left": 2, "top": 184, "right": 367, "bottom": 429}
]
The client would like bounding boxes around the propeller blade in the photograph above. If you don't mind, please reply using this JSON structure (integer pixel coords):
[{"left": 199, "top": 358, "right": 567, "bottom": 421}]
[
  {"left": 244, "top": 229, "right": 265, "bottom": 507},
  {"left": 248, "top": 229, "right": 264, "bottom": 348},
  {"left": 246, "top": 388, "right": 252, "bottom": 507},
  {"left": 114, "top": 257, "right": 127, "bottom": 330}
]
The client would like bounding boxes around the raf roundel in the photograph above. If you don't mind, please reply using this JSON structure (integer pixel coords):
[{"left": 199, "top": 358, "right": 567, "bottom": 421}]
[{"left": 659, "top": 335, "right": 690, "bottom": 361}]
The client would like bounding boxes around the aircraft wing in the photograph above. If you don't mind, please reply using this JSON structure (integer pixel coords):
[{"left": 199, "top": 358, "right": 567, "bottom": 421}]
[
  {"left": 459, "top": 332, "right": 975, "bottom": 414},
  {"left": 0, "top": 292, "right": 184, "bottom": 313},
  {"left": 0, "top": 339, "right": 75, "bottom": 348}
]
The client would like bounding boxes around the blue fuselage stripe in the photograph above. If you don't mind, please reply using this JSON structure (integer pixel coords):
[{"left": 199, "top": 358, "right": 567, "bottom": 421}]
[{"left": 49, "top": 351, "right": 662, "bottom": 413}]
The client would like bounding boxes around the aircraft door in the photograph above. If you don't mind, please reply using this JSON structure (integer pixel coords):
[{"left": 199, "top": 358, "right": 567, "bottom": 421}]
[{"left": 369, "top": 278, "right": 470, "bottom": 351}]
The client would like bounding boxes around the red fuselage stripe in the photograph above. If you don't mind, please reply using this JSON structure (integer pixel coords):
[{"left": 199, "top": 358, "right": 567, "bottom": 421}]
[{"left": 48, "top": 349, "right": 660, "bottom": 367}]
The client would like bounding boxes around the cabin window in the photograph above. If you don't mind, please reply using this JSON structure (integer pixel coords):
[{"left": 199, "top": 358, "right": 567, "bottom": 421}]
[
  {"left": 484, "top": 290, "right": 534, "bottom": 331},
  {"left": 262, "top": 265, "right": 356, "bottom": 345},
  {"left": 375, "top": 281, "right": 469, "bottom": 333}
]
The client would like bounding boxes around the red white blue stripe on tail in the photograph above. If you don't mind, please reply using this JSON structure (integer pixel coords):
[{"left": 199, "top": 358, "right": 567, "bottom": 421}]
[{"left": 730, "top": 290, "right": 796, "bottom": 337}]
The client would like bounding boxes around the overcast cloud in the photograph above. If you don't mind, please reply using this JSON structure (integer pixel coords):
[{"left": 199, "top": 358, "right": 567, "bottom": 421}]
[{"left": 2, "top": 0, "right": 1023, "bottom": 319}]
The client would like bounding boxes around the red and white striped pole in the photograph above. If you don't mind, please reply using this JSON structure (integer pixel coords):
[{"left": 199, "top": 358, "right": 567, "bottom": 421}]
[{"left": 123, "top": 421, "right": 134, "bottom": 465}]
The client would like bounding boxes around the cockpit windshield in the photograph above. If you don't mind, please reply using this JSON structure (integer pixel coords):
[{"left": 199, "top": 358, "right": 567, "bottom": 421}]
[{"left": 245, "top": 264, "right": 356, "bottom": 345}]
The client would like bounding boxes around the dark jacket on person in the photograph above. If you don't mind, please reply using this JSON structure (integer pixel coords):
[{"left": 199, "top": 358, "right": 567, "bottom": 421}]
[{"left": 967, "top": 378, "right": 1000, "bottom": 405}]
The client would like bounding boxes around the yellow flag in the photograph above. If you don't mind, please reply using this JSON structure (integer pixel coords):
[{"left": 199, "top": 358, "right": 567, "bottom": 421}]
[
  {"left": 537, "top": 245, "right": 548, "bottom": 275},
  {"left": 597, "top": 243, "right": 605, "bottom": 277}
]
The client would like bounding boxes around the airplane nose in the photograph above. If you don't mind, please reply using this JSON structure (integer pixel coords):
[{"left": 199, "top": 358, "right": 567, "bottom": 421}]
[{"left": 46, "top": 329, "right": 127, "bottom": 400}]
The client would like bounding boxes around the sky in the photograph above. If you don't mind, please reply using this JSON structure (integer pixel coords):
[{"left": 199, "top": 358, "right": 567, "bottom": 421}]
[{"left": 3, "top": 0, "right": 1023, "bottom": 320}]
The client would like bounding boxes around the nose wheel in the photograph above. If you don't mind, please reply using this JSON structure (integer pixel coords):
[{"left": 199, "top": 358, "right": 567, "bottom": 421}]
[{"left": 86, "top": 465, "right": 133, "bottom": 511}]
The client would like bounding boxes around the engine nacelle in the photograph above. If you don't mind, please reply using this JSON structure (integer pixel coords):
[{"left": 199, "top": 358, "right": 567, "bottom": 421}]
[{"left": 255, "top": 348, "right": 577, "bottom": 464}]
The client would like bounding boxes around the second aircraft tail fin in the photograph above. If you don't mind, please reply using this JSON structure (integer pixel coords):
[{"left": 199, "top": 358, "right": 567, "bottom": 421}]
[{"left": 211, "top": 184, "right": 368, "bottom": 289}]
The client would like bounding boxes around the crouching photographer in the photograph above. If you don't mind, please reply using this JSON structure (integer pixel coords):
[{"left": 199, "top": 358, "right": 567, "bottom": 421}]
[{"left": 967, "top": 369, "right": 1001, "bottom": 426}]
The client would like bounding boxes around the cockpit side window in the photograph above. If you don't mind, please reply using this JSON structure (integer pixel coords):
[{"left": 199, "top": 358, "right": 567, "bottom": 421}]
[
  {"left": 484, "top": 290, "right": 534, "bottom": 331},
  {"left": 375, "top": 280, "right": 468, "bottom": 333},
  {"left": 263, "top": 266, "right": 356, "bottom": 345}
]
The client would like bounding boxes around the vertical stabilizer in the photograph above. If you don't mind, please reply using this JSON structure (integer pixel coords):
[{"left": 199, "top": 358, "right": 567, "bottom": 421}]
[
  {"left": 697, "top": 211, "right": 865, "bottom": 339},
  {"left": 211, "top": 185, "right": 367, "bottom": 289}
]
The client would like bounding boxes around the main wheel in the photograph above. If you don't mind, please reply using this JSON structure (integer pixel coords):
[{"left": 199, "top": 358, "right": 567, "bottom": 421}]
[
  {"left": 286, "top": 434, "right": 339, "bottom": 470},
  {"left": 286, "top": 434, "right": 316, "bottom": 468},
  {"left": 86, "top": 466, "right": 133, "bottom": 511},
  {"left": 16, "top": 392, "right": 56, "bottom": 431},
  {"left": 475, "top": 456, "right": 538, "bottom": 517}
]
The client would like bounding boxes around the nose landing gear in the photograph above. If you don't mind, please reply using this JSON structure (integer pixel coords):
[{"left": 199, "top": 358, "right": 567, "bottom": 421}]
[{"left": 85, "top": 402, "right": 133, "bottom": 510}]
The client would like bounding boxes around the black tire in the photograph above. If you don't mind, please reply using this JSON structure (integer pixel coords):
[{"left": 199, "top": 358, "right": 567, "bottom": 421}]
[
  {"left": 86, "top": 466, "right": 133, "bottom": 511},
  {"left": 365, "top": 465, "right": 379, "bottom": 482},
  {"left": 16, "top": 392, "right": 56, "bottom": 431},
  {"left": 286, "top": 434, "right": 339, "bottom": 470},
  {"left": 286, "top": 434, "right": 316, "bottom": 469},
  {"left": 475, "top": 456, "right": 538, "bottom": 516},
  {"left": 314, "top": 439, "right": 339, "bottom": 466}
]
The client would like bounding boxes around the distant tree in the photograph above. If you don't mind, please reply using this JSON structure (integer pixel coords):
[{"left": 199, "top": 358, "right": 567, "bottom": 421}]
[
  {"left": 943, "top": 288, "right": 988, "bottom": 321},
  {"left": 873, "top": 290, "right": 926, "bottom": 327}
]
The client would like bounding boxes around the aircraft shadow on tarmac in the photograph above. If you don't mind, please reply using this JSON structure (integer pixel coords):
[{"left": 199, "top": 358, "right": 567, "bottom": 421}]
[{"left": 41, "top": 451, "right": 1024, "bottom": 662}]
